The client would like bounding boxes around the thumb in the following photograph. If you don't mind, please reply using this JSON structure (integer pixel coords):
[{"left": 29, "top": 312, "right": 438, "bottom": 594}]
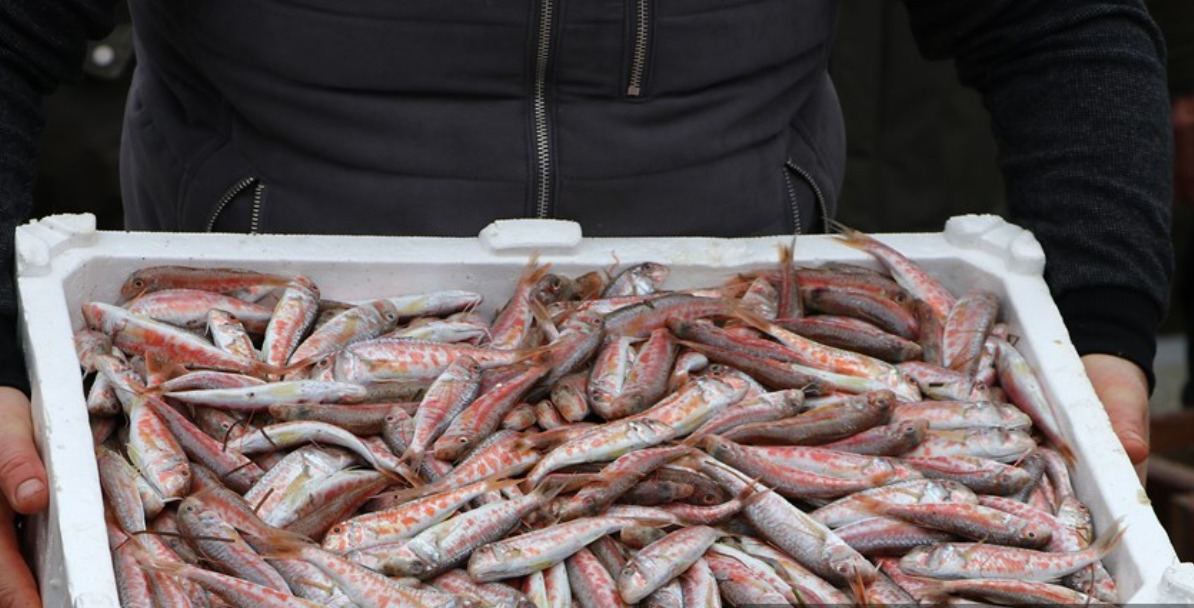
[
  {"left": 1081, "top": 354, "right": 1150, "bottom": 468},
  {"left": 0, "top": 387, "right": 48, "bottom": 515}
]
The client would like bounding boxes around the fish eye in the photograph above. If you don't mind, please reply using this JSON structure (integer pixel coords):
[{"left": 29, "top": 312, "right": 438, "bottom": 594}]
[
  {"left": 131, "top": 279, "right": 145, "bottom": 288},
  {"left": 331, "top": 526, "right": 343, "bottom": 534},
  {"left": 458, "top": 437, "right": 469, "bottom": 444}
]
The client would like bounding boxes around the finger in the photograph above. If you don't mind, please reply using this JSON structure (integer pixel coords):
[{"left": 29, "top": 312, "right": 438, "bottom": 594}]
[
  {"left": 0, "top": 499, "right": 42, "bottom": 608},
  {"left": 1081, "top": 354, "right": 1150, "bottom": 465},
  {"left": 0, "top": 388, "right": 48, "bottom": 515}
]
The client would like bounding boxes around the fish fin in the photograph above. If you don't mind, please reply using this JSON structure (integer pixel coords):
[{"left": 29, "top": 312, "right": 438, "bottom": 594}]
[
  {"left": 529, "top": 298, "right": 559, "bottom": 341},
  {"left": 135, "top": 552, "right": 188, "bottom": 577},
  {"left": 603, "top": 251, "right": 622, "bottom": 282},
  {"left": 374, "top": 483, "right": 435, "bottom": 507},
  {"left": 250, "top": 525, "right": 317, "bottom": 562},
  {"left": 776, "top": 241, "right": 801, "bottom": 319},
  {"left": 734, "top": 481, "right": 771, "bottom": 509},
  {"left": 516, "top": 426, "right": 582, "bottom": 451},
  {"left": 903, "top": 576, "right": 953, "bottom": 601},
  {"left": 381, "top": 462, "right": 423, "bottom": 488},
  {"left": 845, "top": 566, "right": 869, "bottom": 606},
  {"left": 848, "top": 494, "right": 892, "bottom": 518},
  {"left": 143, "top": 355, "right": 187, "bottom": 386}
]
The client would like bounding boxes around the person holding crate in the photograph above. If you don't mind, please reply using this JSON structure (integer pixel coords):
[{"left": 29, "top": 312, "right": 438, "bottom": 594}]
[{"left": 0, "top": 0, "right": 1175, "bottom": 605}]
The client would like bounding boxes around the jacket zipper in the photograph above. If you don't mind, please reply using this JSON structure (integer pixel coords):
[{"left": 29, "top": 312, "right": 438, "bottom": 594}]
[
  {"left": 532, "top": 0, "right": 557, "bottom": 219},
  {"left": 626, "top": 0, "right": 651, "bottom": 97},
  {"left": 206, "top": 176, "right": 265, "bottom": 233},
  {"left": 249, "top": 181, "right": 266, "bottom": 233},
  {"left": 783, "top": 168, "right": 801, "bottom": 234},
  {"left": 785, "top": 159, "right": 830, "bottom": 234}
]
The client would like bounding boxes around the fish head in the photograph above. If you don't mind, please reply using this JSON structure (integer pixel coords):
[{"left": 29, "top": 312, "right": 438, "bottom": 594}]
[
  {"left": 824, "top": 543, "right": 877, "bottom": 584},
  {"left": 635, "top": 262, "right": 670, "bottom": 288},
  {"left": 896, "top": 419, "right": 929, "bottom": 441},
  {"left": 1056, "top": 497, "right": 1093, "bottom": 543},
  {"left": 534, "top": 273, "right": 578, "bottom": 305},
  {"left": 996, "top": 403, "right": 1033, "bottom": 429},
  {"left": 369, "top": 299, "right": 403, "bottom": 328},
  {"left": 628, "top": 418, "right": 674, "bottom": 441},
  {"left": 996, "top": 465, "right": 1034, "bottom": 495},
  {"left": 384, "top": 545, "right": 434, "bottom": 578},
  {"left": 913, "top": 544, "right": 968, "bottom": 575},
  {"left": 81, "top": 302, "right": 129, "bottom": 335},
  {"left": 446, "top": 355, "right": 483, "bottom": 380},
  {"left": 322, "top": 521, "right": 368, "bottom": 553},
  {"left": 938, "top": 480, "right": 978, "bottom": 504},
  {"left": 968, "top": 382, "right": 992, "bottom": 402},
  {"left": 1017, "top": 518, "right": 1053, "bottom": 548},
  {"left": 617, "top": 562, "right": 653, "bottom": 602}
]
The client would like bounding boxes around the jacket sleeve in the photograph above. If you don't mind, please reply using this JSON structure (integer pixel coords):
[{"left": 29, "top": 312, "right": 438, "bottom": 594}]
[
  {"left": 902, "top": 0, "right": 1174, "bottom": 389},
  {"left": 0, "top": 1, "right": 117, "bottom": 394}
]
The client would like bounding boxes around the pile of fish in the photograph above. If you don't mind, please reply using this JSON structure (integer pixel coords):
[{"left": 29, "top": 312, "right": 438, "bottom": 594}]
[{"left": 77, "top": 228, "right": 1125, "bottom": 607}]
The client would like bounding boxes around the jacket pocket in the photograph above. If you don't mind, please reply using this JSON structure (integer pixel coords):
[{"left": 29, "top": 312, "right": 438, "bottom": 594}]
[
  {"left": 207, "top": 176, "right": 267, "bottom": 233},
  {"left": 784, "top": 158, "right": 828, "bottom": 234},
  {"left": 177, "top": 136, "right": 264, "bottom": 233},
  {"left": 623, "top": 0, "right": 654, "bottom": 99}
]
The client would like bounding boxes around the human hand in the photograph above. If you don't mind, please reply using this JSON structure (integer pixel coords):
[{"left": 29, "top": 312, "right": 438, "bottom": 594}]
[
  {"left": 1081, "top": 353, "right": 1149, "bottom": 483},
  {"left": 1176, "top": 94, "right": 1194, "bottom": 205},
  {"left": 0, "top": 386, "right": 47, "bottom": 608}
]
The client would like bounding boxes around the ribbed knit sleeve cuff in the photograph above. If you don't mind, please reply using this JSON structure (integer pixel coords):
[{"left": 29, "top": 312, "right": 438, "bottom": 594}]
[
  {"left": 1056, "top": 287, "right": 1162, "bottom": 394},
  {"left": 0, "top": 314, "right": 29, "bottom": 397}
]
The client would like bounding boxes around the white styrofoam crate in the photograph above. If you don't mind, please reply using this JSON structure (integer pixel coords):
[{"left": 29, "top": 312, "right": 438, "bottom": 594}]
[{"left": 15, "top": 213, "right": 1194, "bottom": 607}]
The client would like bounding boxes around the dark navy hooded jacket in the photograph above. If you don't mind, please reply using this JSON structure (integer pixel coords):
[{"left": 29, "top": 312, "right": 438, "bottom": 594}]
[{"left": 0, "top": 0, "right": 1175, "bottom": 391}]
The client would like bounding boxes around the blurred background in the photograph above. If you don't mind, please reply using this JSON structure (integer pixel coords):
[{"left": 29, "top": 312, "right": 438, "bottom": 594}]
[{"left": 33, "top": 0, "right": 1194, "bottom": 558}]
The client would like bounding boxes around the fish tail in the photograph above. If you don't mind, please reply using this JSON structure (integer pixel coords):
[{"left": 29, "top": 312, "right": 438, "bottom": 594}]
[
  {"left": 1054, "top": 439, "right": 1078, "bottom": 469},
  {"left": 397, "top": 445, "right": 424, "bottom": 473},
  {"left": 729, "top": 302, "right": 776, "bottom": 335},
  {"left": 825, "top": 218, "right": 861, "bottom": 239},
  {"left": 383, "top": 462, "right": 424, "bottom": 488},
  {"left": 530, "top": 477, "right": 572, "bottom": 503},
  {"left": 1090, "top": 517, "right": 1128, "bottom": 559},
  {"left": 520, "top": 255, "right": 553, "bottom": 288}
]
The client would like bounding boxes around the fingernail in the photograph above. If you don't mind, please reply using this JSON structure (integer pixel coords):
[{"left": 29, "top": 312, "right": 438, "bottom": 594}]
[{"left": 15, "top": 479, "right": 44, "bottom": 507}]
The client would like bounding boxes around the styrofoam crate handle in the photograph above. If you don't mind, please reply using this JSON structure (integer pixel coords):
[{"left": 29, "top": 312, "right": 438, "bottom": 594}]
[
  {"left": 1159, "top": 563, "right": 1194, "bottom": 603},
  {"left": 943, "top": 214, "right": 1046, "bottom": 275},
  {"left": 478, "top": 219, "right": 583, "bottom": 254},
  {"left": 16, "top": 214, "right": 98, "bottom": 276}
]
